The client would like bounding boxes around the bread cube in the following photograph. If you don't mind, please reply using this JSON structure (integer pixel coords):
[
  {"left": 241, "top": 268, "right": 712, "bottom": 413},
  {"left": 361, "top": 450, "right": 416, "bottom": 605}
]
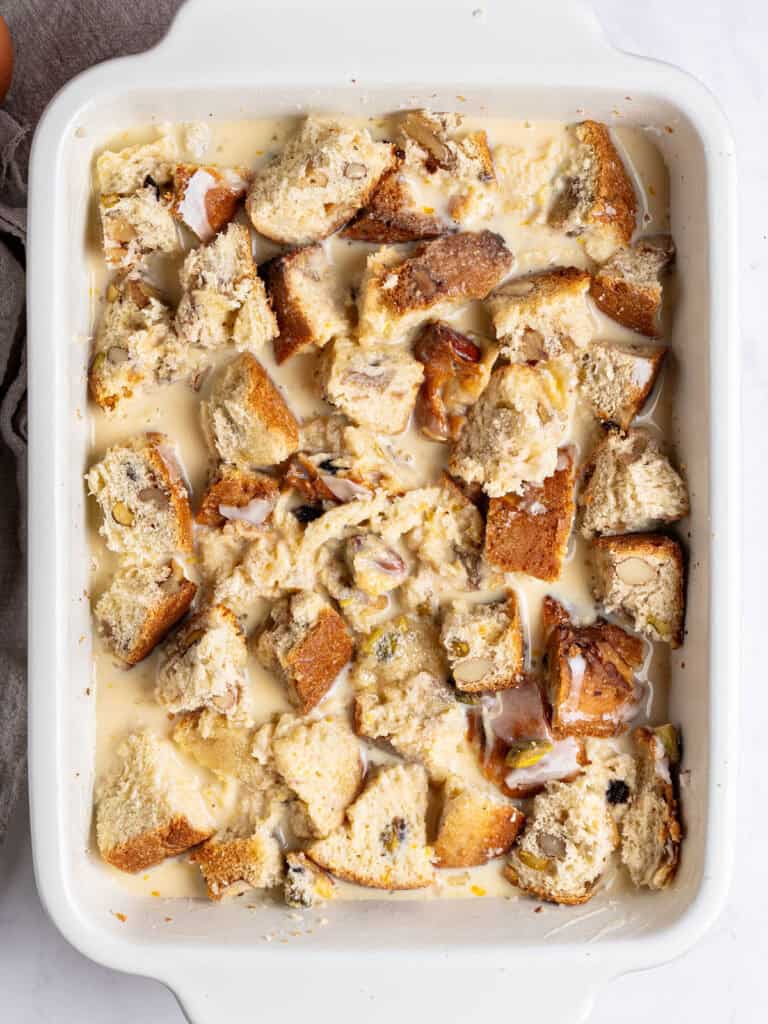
[
  {"left": 548, "top": 120, "right": 637, "bottom": 262},
  {"left": 201, "top": 352, "right": 300, "bottom": 467},
  {"left": 94, "top": 561, "right": 197, "bottom": 666},
  {"left": 95, "top": 731, "right": 214, "bottom": 873},
  {"left": 156, "top": 604, "right": 247, "bottom": 716},
  {"left": 319, "top": 338, "right": 424, "bottom": 435},
  {"left": 413, "top": 321, "right": 495, "bottom": 442},
  {"left": 89, "top": 276, "right": 197, "bottom": 415},
  {"left": 488, "top": 267, "right": 593, "bottom": 362},
  {"left": 448, "top": 359, "right": 575, "bottom": 498},
  {"left": 579, "top": 428, "right": 689, "bottom": 538},
  {"left": 353, "top": 614, "right": 446, "bottom": 690},
  {"left": 579, "top": 341, "right": 666, "bottom": 429},
  {"left": 358, "top": 231, "right": 513, "bottom": 345},
  {"left": 591, "top": 235, "right": 675, "bottom": 336},
  {"left": 585, "top": 737, "right": 638, "bottom": 825},
  {"left": 342, "top": 110, "right": 496, "bottom": 241},
  {"left": 86, "top": 433, "right": 193, "bottom": 561},
  {"left": 262, "top": 244, "right": 349, "bottom": 363},
  {"left": 175, "top": 223, "right": 277, "bottom": 352},
  {"left": 340, "top": 166, "right": 444, "bottom": 242},
  {"left": 592, "top": 533, "right": 685, "bottom": 647},
  {"left": 99, "top": 186, "right": 180, "bottom": 269},
  {"left": 354, "top": 670, "right": 467, "bottom": 783},
  {"left": 434, "top": 777, "right": 524, "bottom": 868},
  {"left": 95, "top": 135, "right": 177, "bottom": 195},
  {"left": 440, "top": 595, "right": 524, "bottom": 692},
  {"left": 620, "top": 726, "right": 682, "bottom": 889},
  {"left": 255, "top": 592, "right": 353, "bottom": 713},
  {"left": 298, "top": 414, "right": 413, "bottom": 495},
  {"left": 503, "top": 770, "right": 619, "bottom": 904},
  {"left": 171, "top": 163, "right": 249, "bottom": 242},
  {"left": 172, "top": 710, "right": 280, "bottom": 792},
  {"left": 307, "top": 763, "right": 434, "bottom": 890},
  {"left": 196, "top": 465, "right": 278, "bottom": 528},
  {"left": 193, "top": 807, "right": 284, "bottom": 900},
  {"left": 270, "top": 713, "right": 363, "bottom": 837},
  {"left": 284, "top": 851, "right": 335, "bottom": 908},
  {"left": 246, "top": 117, "right": 396, "bottom": 245},
  {"left": 544, "top": 597, "right": 645, "bottom": 739},
  {"left": 484, "top": 446, "right": 576, "bottom": 581}
]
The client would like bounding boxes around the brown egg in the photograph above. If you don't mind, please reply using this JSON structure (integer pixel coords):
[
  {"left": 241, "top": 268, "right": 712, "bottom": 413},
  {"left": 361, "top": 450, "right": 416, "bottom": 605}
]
[{"left": 0, "top": 17, "right": 13, "bottom": 105}]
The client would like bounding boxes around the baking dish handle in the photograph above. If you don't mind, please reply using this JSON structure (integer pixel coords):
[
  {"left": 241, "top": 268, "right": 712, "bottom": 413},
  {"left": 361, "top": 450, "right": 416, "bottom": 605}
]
[
  {"left": 170, "top": 964, "right": 608, "bottom": 1024},
  {"left": 154, "top": 0, "right": 621, "bottom": 71}
]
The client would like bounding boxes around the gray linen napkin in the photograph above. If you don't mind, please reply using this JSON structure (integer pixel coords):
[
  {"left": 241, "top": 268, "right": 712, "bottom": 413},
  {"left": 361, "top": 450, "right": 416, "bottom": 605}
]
[{"left": 0, "top": 0, "right": 185, "bottom": 842}]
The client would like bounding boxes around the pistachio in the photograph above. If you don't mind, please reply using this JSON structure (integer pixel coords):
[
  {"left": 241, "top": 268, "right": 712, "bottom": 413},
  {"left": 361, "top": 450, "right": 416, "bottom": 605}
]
[
  {"left": 616, "top": 556, "right": 656, "bottom": 586},
  {"left": 138, "top": 486, "right": 169, "bottom": 509},
  {"left": 343, "top": 162, "right": 367, "bottom": 179},
  {"left": 537, "top": 832, "right": 567, "bottom": 860},
  {"left": 449, "top": 639, "right": 470, "bottom": 659},
  {"left": 517, "top": 849, "right": 552, "bottom": 873},
  {"left": 453, "top": 657, "right": 495, "bottom": 687},
  {"left": 101, "top": 193, "right": 120, "bottom": 209},
  {"left": 505, "top": 739, "right": 553, "bottom": 769},
  {"left": 654, "top": 724, "right": 681, "bottom": 763},
  {"left": 111, "top": 501, "right": 134, "bottom": 526},
  {"left": 107, "top": 345, "right": 130, "bottom": 365}
]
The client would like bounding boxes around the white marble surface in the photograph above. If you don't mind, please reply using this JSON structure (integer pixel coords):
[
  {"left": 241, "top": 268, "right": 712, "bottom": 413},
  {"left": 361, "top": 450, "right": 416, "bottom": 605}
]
[{"left": 2, "top": 0, "right": 766, "bottom": 1020}]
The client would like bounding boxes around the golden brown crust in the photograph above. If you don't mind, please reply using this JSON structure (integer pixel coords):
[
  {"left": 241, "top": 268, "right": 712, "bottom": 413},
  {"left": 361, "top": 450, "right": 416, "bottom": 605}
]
[
  {"left": 341, "top": 167, "right": 445, "bottom": 243},
  {"left": 305, "top": 851, "right": 432, "bottom": 891},
  {"left": 484, "top": 446, "right": 576, "bottom": 581},
  {"left": 546, "top": 608, "right": 645, "bottom": 739},
  {"left": 591, "top": 275, "right": 659, "bottom": 338},
  {"left": 592, "top": 532, "right": 685, "bottom": 647},
  {"left": 143, "top": 438, "right": 194, "bottom": 553},
  {"left": 124, "top": 572, "right": 197, "bottom": 665},
  {"left": 286, "top": 607, "right": 354, "bottom": 713},
  {"left": 191, "top": 834, "right": 277, "bottom": 901},
  {"left": 578, "top": 120, "right": 637, "bottom": 248},
  {"left": 502, "top": 862, "right": 596, "bottom": 906},
  {"left": 103, "top": 814, "right": 213, "bottom": 873},
  {"left": 434, "top": 793, "right": 524, "bottom": 868},
  {"left": 378, "top": 231, "right": 513, "bottom": 317},
  {"left": 242, "top": 351, "right": 300, "bottom": 454},
  {"left": 262, "top": 245, "right": 322, "bottom": 363},
  {"left": 195, "top": 465, "right": 278, "bottom": 527}
]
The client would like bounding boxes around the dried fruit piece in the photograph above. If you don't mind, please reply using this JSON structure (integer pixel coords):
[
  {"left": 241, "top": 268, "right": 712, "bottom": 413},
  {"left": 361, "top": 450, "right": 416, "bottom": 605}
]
[
  {"left": 505, "top": 739, "right": 554, "bottom": 770},
  {"left": 517, "top": 849, "right": 552, "bottom": 873},
  {"left": 616, "top": 556, "right": 657, "bottom": 585}
]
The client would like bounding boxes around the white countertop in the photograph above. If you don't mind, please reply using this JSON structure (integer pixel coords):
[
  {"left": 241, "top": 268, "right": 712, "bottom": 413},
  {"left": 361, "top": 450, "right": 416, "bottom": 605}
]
[{"left": 2, "top": 1, "right": 766, "bottom": 1020}]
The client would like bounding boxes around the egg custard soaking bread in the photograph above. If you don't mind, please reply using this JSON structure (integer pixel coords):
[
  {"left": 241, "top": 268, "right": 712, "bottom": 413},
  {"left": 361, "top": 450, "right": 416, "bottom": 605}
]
[{"left": 86, "top": 111, "right": 689, "bottom": 910}]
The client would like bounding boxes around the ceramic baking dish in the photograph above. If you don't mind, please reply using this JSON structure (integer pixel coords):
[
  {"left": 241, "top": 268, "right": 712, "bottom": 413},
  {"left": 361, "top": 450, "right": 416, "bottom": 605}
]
[{"left": 26, "top": 1, "right": 740, "bottom": 1020}]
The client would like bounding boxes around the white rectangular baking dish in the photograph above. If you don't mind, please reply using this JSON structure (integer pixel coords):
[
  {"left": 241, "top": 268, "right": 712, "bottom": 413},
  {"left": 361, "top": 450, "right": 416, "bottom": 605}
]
[{"left": 26, "top": 1, "right": 740, "bottom": 1020}]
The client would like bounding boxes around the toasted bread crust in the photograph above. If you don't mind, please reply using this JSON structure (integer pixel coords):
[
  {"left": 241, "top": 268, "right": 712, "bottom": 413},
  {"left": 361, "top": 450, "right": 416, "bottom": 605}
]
[
  {"left": 380, "top": 231, "right": 512, "bottom": 316},
  {"left": 287, "top": 607, "right": 354, "bottom": 713},
  {"left": 502, "top": 862, "right": 596, "bottom": 905},
  {"left": 125, "top": 575, "right": 198, "bottom": 665},
  {"left": 341, "top": 167, "right": 445, "bottom": 243},
  {"left": 243, "top": 352, "right": 300, "bottom": 455},
  {"left": 143, "top": 436, "right": 194, "bottom": 553},
  {"left": 434, "top": 792, "right": 524, "bottom": 868},
  {"left": 103, "top": 814, "right": 213, "bottom": 873},
  {"left": 262, "top": 246, "right": 322, "bottom": 363},
  {"left": 578, "top": 120, "right": 637, "bottom": 248},
  {"left": 592, "top": 532, "right": 685, "bottom": 647},
  {"left": 591, "top": 276, "right": 659, "bottom": 337},
  {"left": 196, "top": 466, "right": 278, "bottom": 527},
  {"left": 484, "top": 446, "right": 576, "bottom": 581},
  {"left": 547, "top": 613, "right": 645, "bottom": 739},
  {"left": 171, "top": 163, "right": 248, "bottom": 237},
  {"left": 624, "top": 726, "right": 682, "bottom": 888}
]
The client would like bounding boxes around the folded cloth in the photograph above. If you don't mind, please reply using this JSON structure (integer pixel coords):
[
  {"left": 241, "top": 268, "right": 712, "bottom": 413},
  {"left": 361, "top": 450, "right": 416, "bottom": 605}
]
[{"left": 0, "top": 0, "right": 184, "bottom": 843}]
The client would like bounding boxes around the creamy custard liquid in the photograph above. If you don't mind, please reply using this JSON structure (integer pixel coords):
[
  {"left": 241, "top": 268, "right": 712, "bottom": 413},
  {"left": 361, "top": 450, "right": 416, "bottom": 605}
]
[{"left": 88, "top": 115, "right": 672, "bottom": 902}]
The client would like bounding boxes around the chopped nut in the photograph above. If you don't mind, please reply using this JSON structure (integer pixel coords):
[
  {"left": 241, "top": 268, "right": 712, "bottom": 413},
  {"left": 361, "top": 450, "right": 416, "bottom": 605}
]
[
  {"left": 107, "top": 345, "right": 130, "bottom": 365},
  {"left": 452, "top": 657, "right": 496, "bottom": 687},
  {"left": 537, "top": 833, "right": 567, "bottom": 860},
  {"left": 111, "top": 501, "right": 134, "bottom": 526},
  {"left": 138, "top": 486, "right": 169, "bottom": 509}
]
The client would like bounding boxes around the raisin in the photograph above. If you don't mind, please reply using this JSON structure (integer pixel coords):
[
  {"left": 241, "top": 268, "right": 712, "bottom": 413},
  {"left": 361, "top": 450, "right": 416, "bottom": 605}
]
[
  {"left": 318, "top": 458, "right": 339, "bottom": 474},
  {"left": 606, "top": 779, "right": 630, "bottom": 805},
  {"left": 143, "top": 174, "right": 160, "bottom": 198},
  {"left": 292, "top": 504, "right": 324, "bottom": 523}
]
